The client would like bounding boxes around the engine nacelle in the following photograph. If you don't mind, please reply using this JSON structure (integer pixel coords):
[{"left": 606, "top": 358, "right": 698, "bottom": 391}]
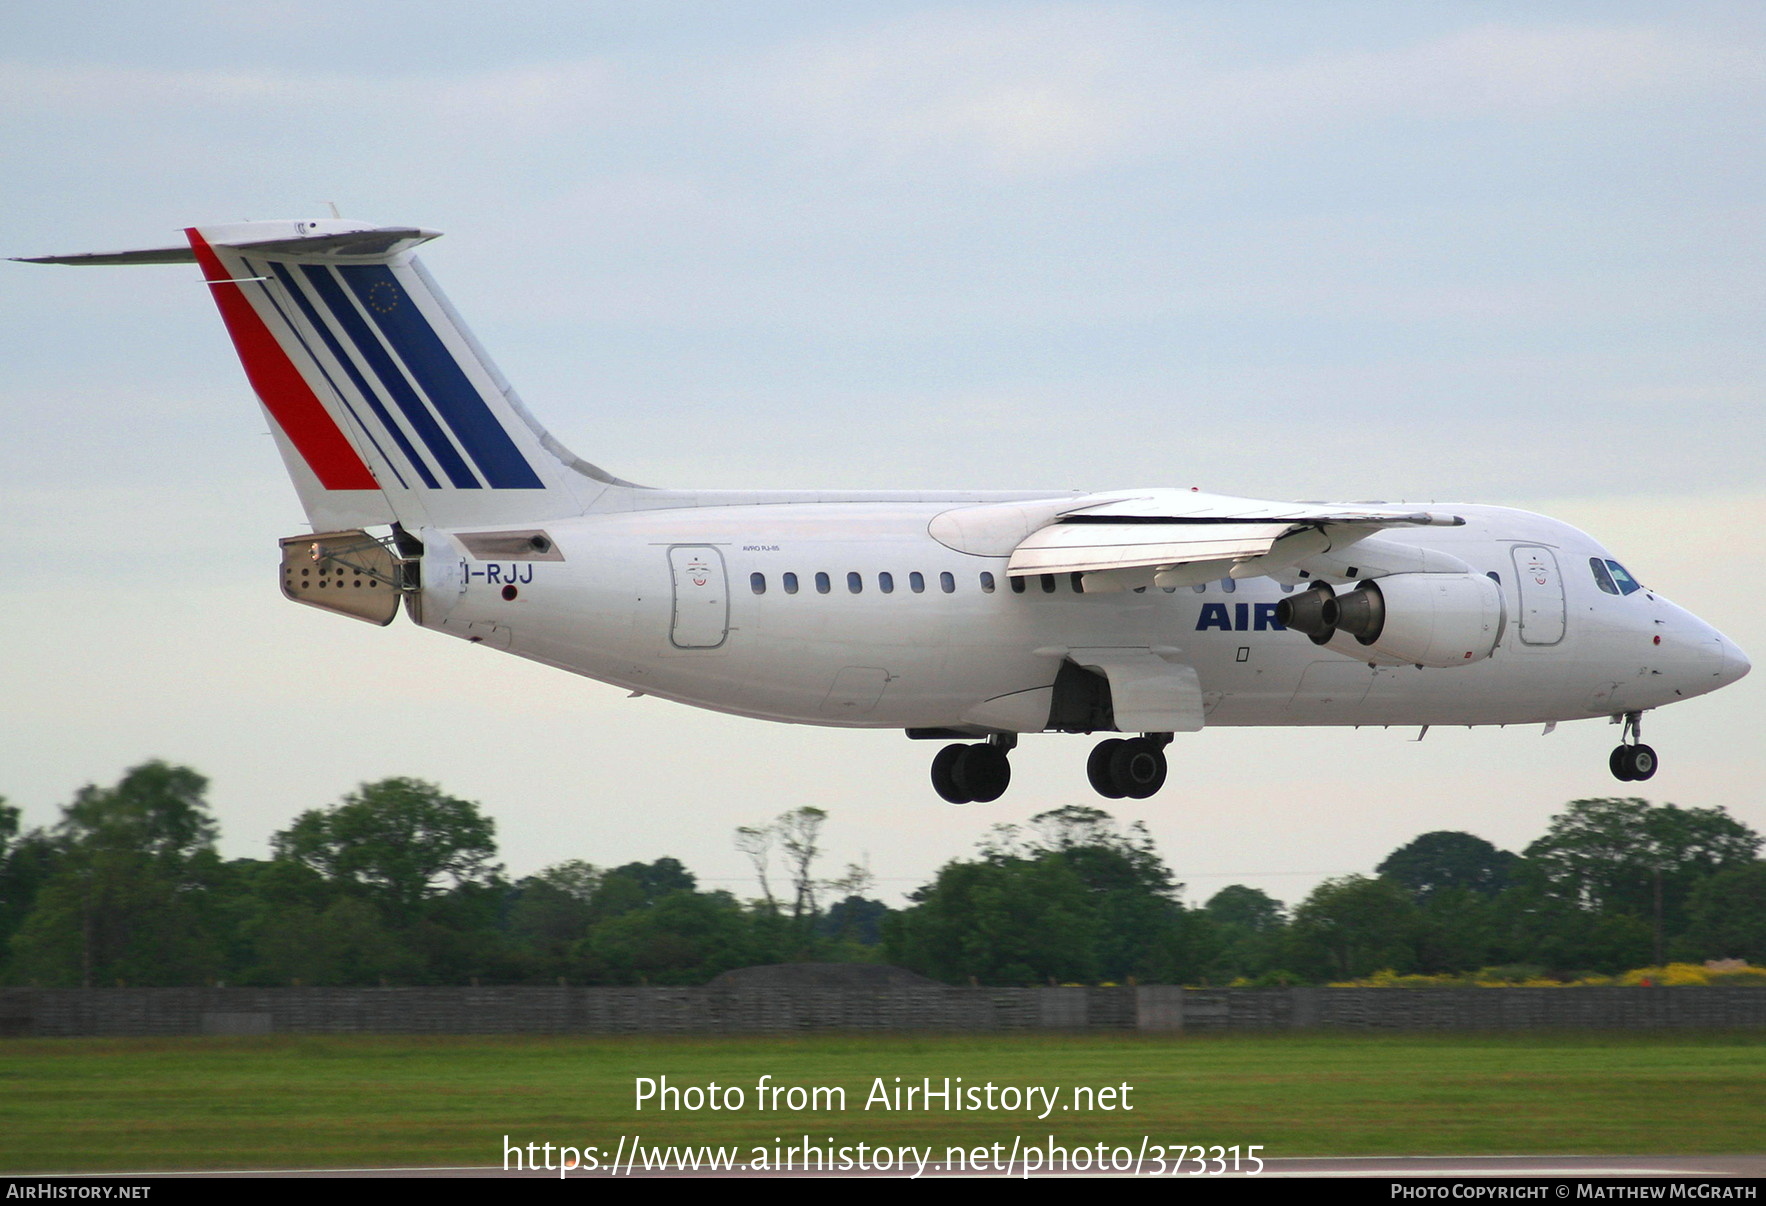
[
  {"left": 1326, "top": 572, "right": 1504, "bottom": 668},
  {"left": 1272, "top": 580, "right": 1337, "bottom": 645}
]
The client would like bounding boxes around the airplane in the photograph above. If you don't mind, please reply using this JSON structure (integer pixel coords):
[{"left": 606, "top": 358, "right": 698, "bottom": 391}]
[{"left": 16, "top": 219, "right": 1751, "bottom": 804}]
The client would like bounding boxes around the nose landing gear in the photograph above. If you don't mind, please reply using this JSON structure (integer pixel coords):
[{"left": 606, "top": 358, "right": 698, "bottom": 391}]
[
  {"left": 1609, "top": 711, "right": 1658, "bottom": 782},
  {"left": 1086, "top": 734, "right": 1172, "bottom": 799},
  {"left": 930, "top": 734, "right": 1016, "bottom": 804}
]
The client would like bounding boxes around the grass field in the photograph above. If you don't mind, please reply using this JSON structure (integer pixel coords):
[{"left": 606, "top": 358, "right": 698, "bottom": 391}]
[{"left": 3, "top": 1030, "right": 1763, "bottom": 1172}]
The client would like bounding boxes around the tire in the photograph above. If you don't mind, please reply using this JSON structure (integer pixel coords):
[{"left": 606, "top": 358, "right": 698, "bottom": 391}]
[
  {"left": 955, "top": 744, "right": 1012, "bottom": 803},
  {"left": 1088, "top": 739, "right": 1127, "bottom": 798},
  {"left": 1609, "top": 745, "right": 1636, "bottom": 782},
  {"left": 1110, "top": 737, "right": 1168, "bottom": 800},
  {"left": 931, "top": 744, "right": 973, "bottom": 804},
  {"left": 1628, "top": 744, "right": 1658, "bottom": 781}
]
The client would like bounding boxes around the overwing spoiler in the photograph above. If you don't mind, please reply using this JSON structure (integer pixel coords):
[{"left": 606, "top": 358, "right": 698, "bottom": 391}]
[{"left": 1006, "top": 489, "right": 1464, "bottom": 590}]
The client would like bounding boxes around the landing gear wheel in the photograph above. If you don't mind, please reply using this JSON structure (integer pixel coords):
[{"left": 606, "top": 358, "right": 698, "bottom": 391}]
[
  {"left": 955, "top": 743, "right": 1012, "bottom": 803},
  {"left": 1088, "top": 739, "right": 1127, "bottom": 798},
  {"left": 1109, "top": 737, "right": 1168, "bottom": 799},
  {"left": 1629, "top": 744, "right": 1658, "bottom": 780},
  {"left": 931, "top": 744, "right": 973, "bottom": 804},
  {"left": 1609, "top": 743, "right": 1659, "bottom": 782}
]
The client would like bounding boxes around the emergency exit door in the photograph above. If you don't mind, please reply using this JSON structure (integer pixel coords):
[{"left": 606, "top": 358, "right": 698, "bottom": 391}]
[
  {"left": 668, "top": 545, "right": 729, "bottom": 649},
  {"left": 1511, "top": 545, "right": 1566, "bottom": 646}
]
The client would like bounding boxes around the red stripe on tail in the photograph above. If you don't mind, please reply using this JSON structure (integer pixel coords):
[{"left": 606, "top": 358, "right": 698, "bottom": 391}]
[{"left": 186, "top": 229, "right": 379, "bottom": 491}]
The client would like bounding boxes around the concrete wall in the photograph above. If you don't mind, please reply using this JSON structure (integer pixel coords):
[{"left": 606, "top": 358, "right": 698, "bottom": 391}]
[{"left": 1, "top": 985, "right": 1761, "bottom": 1037}]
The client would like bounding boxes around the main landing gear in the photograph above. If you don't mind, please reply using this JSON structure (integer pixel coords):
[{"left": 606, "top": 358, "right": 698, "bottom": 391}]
[
  {"left": 1087, "top": 734, "right": 1171, "bottom": 800},
  {"left": 931, "top": 734, "right": 1016, "bottom": 804},
  {"left": 1609, "top": 710, "right": 1658, "bottom": 782},
  {"left": 926, "top": 731, "right": 1175, "bottom": 802}
]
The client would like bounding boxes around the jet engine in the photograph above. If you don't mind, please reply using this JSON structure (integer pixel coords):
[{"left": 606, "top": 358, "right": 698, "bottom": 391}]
[
  {"left": 1276, "top": 573, "right": 1504, "bottom": 668},
  {"left": 1331, "top": 573, "right": 1504, "bottom": 667}
]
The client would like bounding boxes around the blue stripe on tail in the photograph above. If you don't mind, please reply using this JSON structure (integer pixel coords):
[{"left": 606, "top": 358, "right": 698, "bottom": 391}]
[
  {"left": 264, "top": 261, "right": 427, "bottom": 490},
  {"left": 339, "top": 265, "right": 545, "bottom": 490},
  {"left": 299, "top": 264, "right": 482, "bottom": 489}
]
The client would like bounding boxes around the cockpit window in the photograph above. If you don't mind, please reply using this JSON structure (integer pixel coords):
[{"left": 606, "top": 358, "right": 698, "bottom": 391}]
[
  {"left": 1605, "top": 559, "right": 1642, "bottom": 595},
  {"left": 1590, "top": 558, "right": 1619, "bottom": 595}
]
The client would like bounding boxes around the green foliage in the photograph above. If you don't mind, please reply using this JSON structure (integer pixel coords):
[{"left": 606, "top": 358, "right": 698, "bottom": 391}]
[
  {"left": 1523, "top": 798, "right": 1760, "bottom": 932},
  {"left": 581, "top": 889, "right": 753, "bottom": 984},
  {"left": 7, "top": 762, "right": 225, "bottom": 986},
  {"left": 1288, "top": 875, "right": 1419, "bottom": 980},
  {"left": 59, "top": 761, "right": 218, "bottom": 867},
  {"left": 3, "top": 761, "right": 1762, "bottom": 989},
  {"left": 1377, "top": 831, "right": 1518, "bottom": 901},
  {"left": 1192, "top": 885, "right": 1291, "bottom": 984},
  {"left": 886, "top": 855, "right": 1100, "bottom": 984},
  {"left": 272, "top": 778, "right": 502, "bottom": 919},
  {"left": 1682, "top": 862, "right": 1766, "bottom": 963},
  {"left": 888, "top": 806, "right": 1201, "bottom": 985},
  {"left": 1204, "top": 884, "right": 1285, "bottom": 932}
]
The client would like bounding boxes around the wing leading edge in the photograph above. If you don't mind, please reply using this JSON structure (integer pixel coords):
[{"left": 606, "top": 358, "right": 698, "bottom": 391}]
[{"left": 1005, "top": 490, "right": 1465, "bottom": 591}]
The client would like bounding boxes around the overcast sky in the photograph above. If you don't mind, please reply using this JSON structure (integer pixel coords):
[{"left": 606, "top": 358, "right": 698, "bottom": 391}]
[{"left": 3, "top": 2, "right": 1762, "bottom": 911}]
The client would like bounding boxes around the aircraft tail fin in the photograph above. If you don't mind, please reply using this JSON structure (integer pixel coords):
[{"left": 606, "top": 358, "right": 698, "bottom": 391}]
[{"left": 22, "top": 220, "right": 636, "bottom": 531}]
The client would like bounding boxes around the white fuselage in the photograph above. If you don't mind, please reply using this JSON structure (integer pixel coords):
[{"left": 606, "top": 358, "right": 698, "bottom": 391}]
[{"left": 417, "top": 498, "right": 1745, "bottom": 735}]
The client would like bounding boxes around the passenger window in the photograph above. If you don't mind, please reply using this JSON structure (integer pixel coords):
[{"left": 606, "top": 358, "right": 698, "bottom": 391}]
[
  {"left": 1192, "top": 583, "right": 1206, "bottom": 594},
  {"left": 1040, "top": 574, "right": 1056, "bottom": 594},
  {"left": 1590, "top": 559, "right": 1618, "bottom": 595},
  {"left": 910, "top": 571, "right": 925, "bottom": 594},
  {"left": 1070, "top": 573, "right": 1085, "bottom": 593},
  {"left": 939, "top": 571, "right": 955, "bottom": 594},
  {"left": 847, "top": 572, "right": 862, "bottom": 594},
  {"left": 783, "top": 572, "right": 799, "bottom": 595},
  {"left": 980, "top": 571, "right": 996, "bottom": 593},
  {"left": 815, "top": 572, "right": 831, "bottom": 594},
  {"left": 1219, "top": 577, "right": 1236, "bottom": 593},
  {"left": 1605, "top": 560, "right": 1642, "bottom": 595},
  {"left": 750, "top": 572, "right": 766, "bottom": 595},
  {"left": 879, "top": 571, "right": 894, "bottom": 594},
  {"left": 1010, "top": 576, "right": 1026, "bottom": 594}
]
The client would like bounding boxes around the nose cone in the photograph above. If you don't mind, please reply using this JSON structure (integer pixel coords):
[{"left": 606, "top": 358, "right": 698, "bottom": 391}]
[
  {"left": 1717, "top": 633, "right": 1752, "bottom": 688},
  {"left": 1647, "top": 597, "right": 1748, "bottom": 702}
]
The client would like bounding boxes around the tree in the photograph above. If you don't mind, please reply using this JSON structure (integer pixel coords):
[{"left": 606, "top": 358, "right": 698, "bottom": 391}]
[
  {"left": 1288, "top": 875, "right": 1419, "bottom": 980},
  {"left": 1377, "top": 831, "right": 1517, "bottom": 901},
  {"left": 589, "top": 858, "right": 696, "bottom": 920},
  {"left": 887, "top": 856, "right": 1100, "bottom": 985},
  {"left": 1194, "top": 885, "right": 1292, "bottom": 983},
  {"left": 1204, "top": 885, "right": 1285, "bottom": 932},
  {"left": 889, "top": 806, "right": 1200, "bottom": 984},
  {"left": 776, "top": 807, "right": 827, "bottom": 922},
  {"left": 583, "top": 890, "right": 753, "bottom": 985},
  {"left": 9, "top": 762, "right": 224, "bottom": 986},
  {"left": 1523, "top": 798, "right": 1761, "bottom": 959},
  {"left": 504, "top": 861, "right": 603, "bottom": 979},
  {"left": 60, "top": 762, "right": 218, "bottom": 868},
  {"left": 255, "top": 896, "right": 415, "bottom": 986},
  {"left": 1682, "top": 862, "right": 1766, "bottom": 963},
  {"left": 733, "top": 824, "right": 778, "bottom": 911},
  {"left": 0, "top": 802, "right": 60, "bottom": 978},
  {"left": 272, "top": 778, "right": 502, "bottom": 918}
]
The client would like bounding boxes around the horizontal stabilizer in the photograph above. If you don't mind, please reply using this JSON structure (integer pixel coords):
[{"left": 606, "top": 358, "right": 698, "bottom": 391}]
[
  {"left": 14, "top": 226, "right": 438, "bottom": 267},
  {"left": 13, "top": 246, "right": 196, "bottom": 266}
]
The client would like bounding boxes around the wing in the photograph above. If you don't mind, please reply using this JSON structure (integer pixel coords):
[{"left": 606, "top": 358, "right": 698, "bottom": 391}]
[{"left": 1005, "top": 489, "right": 1465, "bottom": 591}]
